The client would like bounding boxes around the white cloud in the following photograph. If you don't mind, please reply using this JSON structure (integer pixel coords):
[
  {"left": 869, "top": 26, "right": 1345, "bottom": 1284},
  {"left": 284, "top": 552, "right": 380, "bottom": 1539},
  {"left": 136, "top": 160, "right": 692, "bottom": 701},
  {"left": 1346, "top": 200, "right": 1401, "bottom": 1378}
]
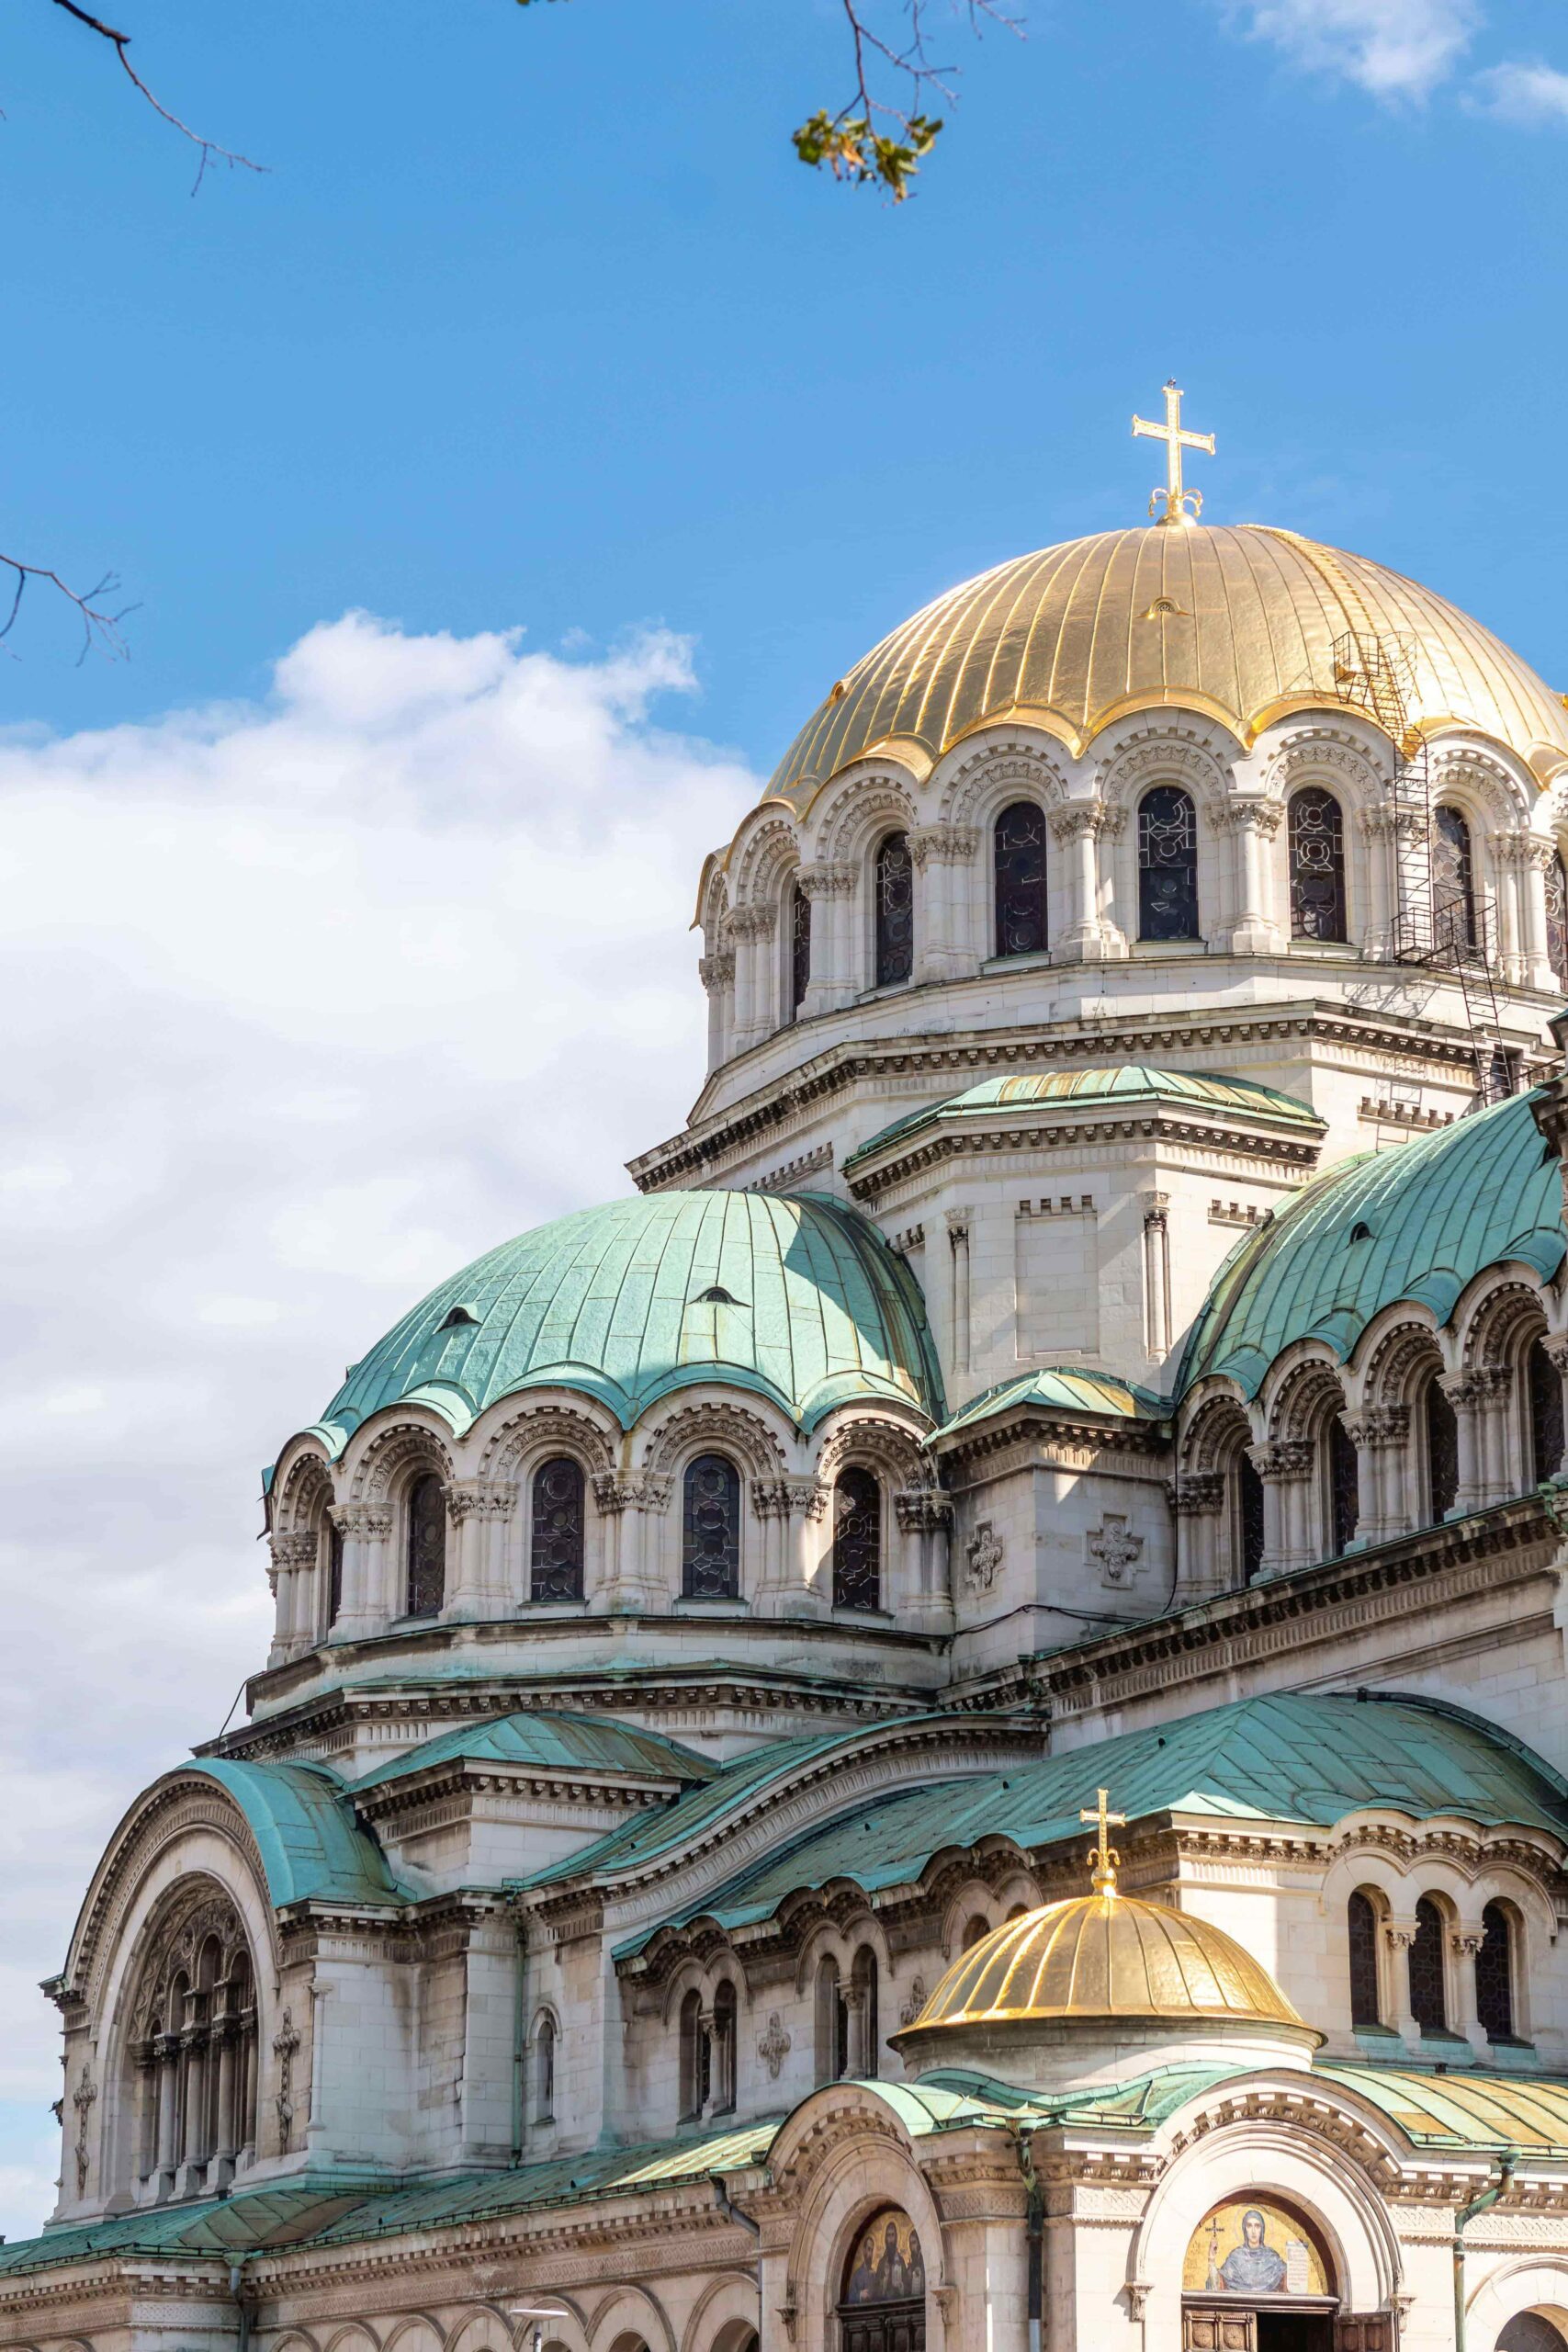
[
  {"left": 1472, "top": 56, "right": 1568, "bottom": 119},
  {"left": 1224, "top": 0, "right": 1480, "bottom": 97},
  {"left": 0, "top": 615, "right": 756, "bottom": 2242}
]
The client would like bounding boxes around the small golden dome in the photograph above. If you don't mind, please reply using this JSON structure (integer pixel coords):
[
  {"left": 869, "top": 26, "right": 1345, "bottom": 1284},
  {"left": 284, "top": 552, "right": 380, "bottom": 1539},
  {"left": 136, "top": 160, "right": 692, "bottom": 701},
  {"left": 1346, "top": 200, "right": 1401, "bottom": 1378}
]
[
  {"left": 765, "top": 524, "right": 1568, "bottom": 798},
  {"left": 900, "top": 1893, "right": 1306, "bottom": 2036}
]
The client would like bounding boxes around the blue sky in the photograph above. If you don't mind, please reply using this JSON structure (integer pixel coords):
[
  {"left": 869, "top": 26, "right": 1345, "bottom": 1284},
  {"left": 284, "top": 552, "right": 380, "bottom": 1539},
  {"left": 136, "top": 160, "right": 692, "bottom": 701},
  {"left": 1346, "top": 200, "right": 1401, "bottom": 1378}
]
[
  {"left": 7, "top": 0, "right": 1568, "bottom": 754},
  {"left": 4, "top": 0, "right": 1568, "bottom": 2244}
]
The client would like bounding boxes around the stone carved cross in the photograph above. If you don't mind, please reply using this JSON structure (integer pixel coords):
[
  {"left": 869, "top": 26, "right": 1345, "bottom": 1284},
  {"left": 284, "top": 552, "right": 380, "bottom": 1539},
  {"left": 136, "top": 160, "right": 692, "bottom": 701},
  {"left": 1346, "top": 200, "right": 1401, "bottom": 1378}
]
[
  {"left": 273, "top": 2007, "right": 301, "bottom": 2145},
  {"left": 72, "top": 2066, "right": 97, "bottom": 2193},
  {"left": 964, "top": 1522, "right": 1003, "bottom": 1594},
  {"left": 757, "top": 2013, "right": 792, "bottom": 2081},
  {"left": 1087, "top": 1512, "right": 1144, "bottom": 1587}
]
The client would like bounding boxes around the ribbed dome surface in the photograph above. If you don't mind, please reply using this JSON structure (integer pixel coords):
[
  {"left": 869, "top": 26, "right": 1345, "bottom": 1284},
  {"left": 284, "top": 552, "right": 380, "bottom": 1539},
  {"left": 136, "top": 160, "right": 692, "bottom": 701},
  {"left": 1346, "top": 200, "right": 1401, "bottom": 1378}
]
[
  {"left": 766, "top": 525, "right": 1568, "bottom": 798},
  {"left": 908, "top": 1893, "right": 1304, "bottom": 2030},
  {"left": 302, "top": 1189, "right": 943, "bottom": 1453}
]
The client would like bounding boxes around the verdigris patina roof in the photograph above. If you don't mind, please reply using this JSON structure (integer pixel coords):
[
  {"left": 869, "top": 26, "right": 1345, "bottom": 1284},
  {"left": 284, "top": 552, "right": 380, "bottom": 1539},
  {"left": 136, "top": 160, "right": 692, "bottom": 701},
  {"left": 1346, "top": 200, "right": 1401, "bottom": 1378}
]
[
  {"left": 626, "top": 1693, "right": 1568, "bottom": 1945},
  {"left": 179, "top": 1758, "right": 407, "bottom": 1908},
  {"left": 350, "top": 1709, "right": 716, "bottom": 1793},
  {"left": 846, "top": 1065, "right": 1321, "bottom": 1173},
  {"left": 1179, "top": 1089, "right": 1564, "bottom": 1399},
  {"left": 935, "top": 1366, "right": 1168, "bottom": 1440},
  {"left": 300, "top": 1190, "right": 943, "bottom": 1455}
]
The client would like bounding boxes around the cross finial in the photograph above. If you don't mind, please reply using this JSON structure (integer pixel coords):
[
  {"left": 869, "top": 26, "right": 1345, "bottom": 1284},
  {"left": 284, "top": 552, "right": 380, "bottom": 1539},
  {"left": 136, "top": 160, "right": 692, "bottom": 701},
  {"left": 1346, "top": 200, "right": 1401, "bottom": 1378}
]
[
  {"left": 1078, "top": 1786, "right": 1129, "bottom": 1896},
  {"left": 1132, "top": 379, "right": 1215, "bottom": 526}
]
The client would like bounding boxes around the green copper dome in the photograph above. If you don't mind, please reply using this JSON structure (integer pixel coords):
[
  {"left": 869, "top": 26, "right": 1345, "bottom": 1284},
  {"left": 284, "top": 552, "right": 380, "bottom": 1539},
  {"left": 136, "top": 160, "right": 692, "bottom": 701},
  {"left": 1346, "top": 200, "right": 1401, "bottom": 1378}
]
[
  {"left": 846, "top": 1065, "right": 1323, "bottom": 1171},
  {"left": 1179, "top": 1090, "right": 1565, "bottom": 1400},
  {"left": 304, "top": 1190, "right": 944, "bottom": 1454}
]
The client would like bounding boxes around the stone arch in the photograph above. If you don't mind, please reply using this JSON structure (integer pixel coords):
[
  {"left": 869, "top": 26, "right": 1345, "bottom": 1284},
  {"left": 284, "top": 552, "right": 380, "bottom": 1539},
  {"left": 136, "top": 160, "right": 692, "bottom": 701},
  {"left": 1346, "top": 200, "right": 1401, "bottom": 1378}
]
[
  {"left": 1132, "top": 2109, "right": 1402, "bottom": 2335},
  {"left": 381, "top": 2320, "right": 446, "bottom": 2352},
  {"left": 1179, "top": 1387, "right": 1255, "bottom": 1474},
  {"left": 1262, "top": 1350, "right": 1346, "bottom": 1445},
  {"left": 1469, "top": 2267, "right": 1568, "bottom": 2352},
  {"left": 477, "top": 1399, "right": 618, "bottom": 1484},
  {"left": 777, "top": 2107, "right": 952, "bottom": 2352},
  {"left": 1428, "top": 741, "right": 1536, "bottom": 831},
  {"left": 345, "top": 1417, "right": 454, "bottom": 1506},
  {"left": 1094, "top": 729, "right": 1233, "bottom": 816},
  {"left": 446, "top": 2310, "right": 516, "bottom": 2352},
  {"left": 272, "top": 1443, "right": 334, "bottom": 1535},
  {"left": 584, "top": 2287, "right": 677, "bottom": 2352},
  {"left": 681, "top": 2280, "right": 761, "bottom": 2352},
  {"left": 934, "top": 739, "right": 1070, "bottom": 831},
  {"left": 321, "top": 2325, "right": 383, "bottom": 2352},
  {"left": 815, "top": 1412, "right": 932, "bottom": 1489},
  {"left": 1259, "top": 722, "right": 1391, "bottom": 814},
  {"left": 730, "top": 811, "right": 802, "bottom": 909},
  {"left": 815, "top": 775, "right": 920, "bottom": 870},
  {"left": 1459, "top": 1270, "right": 1551, "bottom": 1372},
  {"left": 642, "top": 1400, "right": 789, "bottom": 1482},
  {"left": 1356, "top": 1306, "right": 1449, "bottom": 1408}
]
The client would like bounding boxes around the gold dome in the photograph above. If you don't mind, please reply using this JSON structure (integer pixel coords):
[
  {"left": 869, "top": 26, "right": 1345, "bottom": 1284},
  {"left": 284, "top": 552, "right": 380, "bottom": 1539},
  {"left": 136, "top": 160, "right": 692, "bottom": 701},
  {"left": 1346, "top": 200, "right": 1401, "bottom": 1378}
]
[
  {"left": 898, "top": 1892, "right": 1306, "bottom": 2036},
  {"left": 766, "top": 524, "right": 1568, "bottom": 799}
]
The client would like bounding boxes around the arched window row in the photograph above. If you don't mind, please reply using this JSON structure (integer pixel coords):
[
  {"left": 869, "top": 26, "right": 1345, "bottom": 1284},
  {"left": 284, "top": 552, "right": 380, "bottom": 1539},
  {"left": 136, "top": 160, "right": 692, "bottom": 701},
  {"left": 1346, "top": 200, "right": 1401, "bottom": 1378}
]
[
  {"left": 815, "top": 1945, "right": 882, "bottom": 2086},
  {"left": 1347, "top": 1889, "right": 1522, "bottom": 2044},
  {"left": 127, "top": 1894, "right": 259, "bottom": 2196},
  {"left": 744, "top": 782, "right": 1558, "bottom": 1033},
  {"left": 291, "top": 1451, "right": 921, "bottom": 1646},
  {"left": 677, "top": 1979, "right": 739, "bottom": 2123}
]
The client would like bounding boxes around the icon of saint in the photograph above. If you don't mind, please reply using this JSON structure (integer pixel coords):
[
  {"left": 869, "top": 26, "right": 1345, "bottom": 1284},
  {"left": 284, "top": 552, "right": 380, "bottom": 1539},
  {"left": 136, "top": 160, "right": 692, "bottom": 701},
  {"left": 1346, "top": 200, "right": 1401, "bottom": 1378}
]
[{"left": 1220, "top": 2209, "right": 1287, "bottom": 2295}]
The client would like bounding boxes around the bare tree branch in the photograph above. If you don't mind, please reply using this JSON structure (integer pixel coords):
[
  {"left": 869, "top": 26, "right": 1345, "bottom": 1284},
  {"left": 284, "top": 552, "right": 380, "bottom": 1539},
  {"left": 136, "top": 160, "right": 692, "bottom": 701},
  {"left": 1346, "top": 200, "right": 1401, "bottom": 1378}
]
[
  {"left": 46, "top": 0, "right": 265, "bottom": 193},
  {"left": 0, "top": 552, "right": 136, "bottom": 664},
  {"left": 794, "top": 0, "right": 1021, "bottom": 198}
]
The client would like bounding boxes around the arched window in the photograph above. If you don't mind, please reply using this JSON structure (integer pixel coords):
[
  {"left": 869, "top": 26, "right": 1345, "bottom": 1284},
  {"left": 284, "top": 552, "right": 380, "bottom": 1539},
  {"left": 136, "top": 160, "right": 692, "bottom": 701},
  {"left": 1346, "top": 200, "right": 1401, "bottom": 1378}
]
[
  {"left": 534, "top": 2014, "right": 556, "bottom": 2122},
  {"left": 816, "top": 1955, "right": 847, "bottom": 2085},
  {"left": 1434, "top": 805, "right": 1477, "bottom": 951},
  {"left": 711, "top": 1980, "right": 738, "bottom": 2114},
  {"left": 531, "top": 1456, "right": 585, "bottom": 1601},
  {"left": 677, "top": 1988, "right": 706, "bottom": 2120},
  {"left": 326, "top": 1518, "right": 344, "bottom": 1628},
  {"left": 127, "top": 1890, "right": 258, "bottom": 2191},
  {"left": 790, "top": 881, "right": 812, "bottom": 1016},
  {"left": 1476, "top": 1903, "right": 1517, "bottom": 2042},
  {"left": 993, "top": 800, "right": 1048, "bottom": 958},
  {"left": 1288, "top": 786, "right": 1347, "bottom": 943},
  {"left": 1328, "top": 1417, "right": 1359, "bottom": 1555},
  {"left": 682, "top": 1454, "right": 740, "bottom": 1599},
  {"left": 852, "top": 1946, "right": 880, "bottom": 2078},
  {"left": 874, "top": 832, "right": 914, "bottom": 988},
  {"left": 1425, "top": 1374, "right": 1460, "bottom": 1522},
  {"left": 839, "top": 2208, "right": 927, "bottom": 2352},
  {"left": 1136, "top": 786, "right": 1199, "bottom": 942},
  {"left": 1347, "top": 1890, "right": 1382, "bottom": 2028},
  {"left": 1529, "top": 1339, "right": 1564, "bottom": 1481},
  {"left": 1408, "top": 1895, "right": 1448, "bottom": 2035},
  {"left": 1548, "top": 851, "right": 1568, "bottom": 989},
  {"left": 960, "top": 1913, "right": 990, "bottom": 1951},
  {"left": 832, "top": 1467, "right": 881, "bottom": 1612},
  {"left": 1237, "top": 1451, "right": 1265, "bottom": 1584},
  {"left": 405, "top": 1474, "right": 446, "bottom": 1616}
]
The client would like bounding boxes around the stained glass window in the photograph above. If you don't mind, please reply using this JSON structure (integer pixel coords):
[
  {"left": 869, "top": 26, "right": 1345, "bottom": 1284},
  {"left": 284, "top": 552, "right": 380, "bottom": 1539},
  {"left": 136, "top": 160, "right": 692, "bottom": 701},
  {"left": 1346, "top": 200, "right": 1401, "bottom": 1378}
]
[
  {"left": 832, "top": 1467, "right": 882, "bottom": 1612},
  {"left": 1288, "top": 787, "right": 1347, "bottom": 943},
  {"left": 874, "top": 833, "right": 914, "bottom": 988},
  {"left": 327, "top": 1520, "right": 344, "bottom": 1627},
  {"left": 1408, "top": 1896, "right": 1448, "bottom": 2034},
  {"left": 1238, "top": 1452, "right": 1265, "bottom": 1584},
  {"left": 1548, "top": 852, "right": 1568, "bottom": 989},
  {"left": 1476, "top": 1903, "right": 1516, "bottom": 2042},
  {"left": 791, "top": 882, "right": 812, "bottom": 1015},
  {"left": 405, "top": 1474, "right": 446, "bottom": 1617},
  {"left": 1348, "top": 1891, "right": 1381, "bottom": 2028},
  {"left": 1426, "top": 1375, "right": 1459, "bottom": 1522},
  {"left": 1530, "top": 1339, "right": 1565, "bottom": 1480},
  {"left": 1328, "top": 1417, "right": 1359, "bottom": 1555},
  {"left": 993, "top": 800, "right": 1048, "bottom": 958},
  {"left": 1136, "top": 786, "right": 1199, "bottom": 941},
  {"left": 682, "top": 1453, "right": 740, "bottom": 1599},
  {"left": 1433, "top": 805, "right": 1477, "bottom": 952},
  {"left": 531, "top": 1456, "right": 585, "bottom": 1601}
]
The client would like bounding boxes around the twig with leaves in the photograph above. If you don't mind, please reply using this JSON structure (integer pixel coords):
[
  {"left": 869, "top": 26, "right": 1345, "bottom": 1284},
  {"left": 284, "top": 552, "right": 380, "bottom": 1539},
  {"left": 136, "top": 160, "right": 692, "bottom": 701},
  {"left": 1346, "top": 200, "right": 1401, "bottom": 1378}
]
[{"left": 46, "top": 0, "right": 265, "bottom": 193}]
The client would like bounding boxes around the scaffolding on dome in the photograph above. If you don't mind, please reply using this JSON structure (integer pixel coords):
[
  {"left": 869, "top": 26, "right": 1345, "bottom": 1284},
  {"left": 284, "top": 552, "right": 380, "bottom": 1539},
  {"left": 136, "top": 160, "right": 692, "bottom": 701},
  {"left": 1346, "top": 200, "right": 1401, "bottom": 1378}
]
[{"left": 1329, "top": 627, "right": 1514, "bottom": 1108}]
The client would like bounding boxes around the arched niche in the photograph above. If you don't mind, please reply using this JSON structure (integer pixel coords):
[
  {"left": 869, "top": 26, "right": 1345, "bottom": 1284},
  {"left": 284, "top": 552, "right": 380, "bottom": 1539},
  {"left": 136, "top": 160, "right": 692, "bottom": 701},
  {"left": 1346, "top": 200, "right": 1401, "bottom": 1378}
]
[{"left": 838, "top": 2206, "right": 928, "bottom": 2352}]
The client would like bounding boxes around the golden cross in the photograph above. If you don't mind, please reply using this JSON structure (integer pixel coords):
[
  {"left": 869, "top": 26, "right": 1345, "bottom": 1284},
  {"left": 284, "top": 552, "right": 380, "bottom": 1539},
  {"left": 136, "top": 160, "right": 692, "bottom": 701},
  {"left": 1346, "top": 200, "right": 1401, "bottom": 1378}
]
[
  {"left": 1078, "top": 1786, "right": 1129, "bottom": 1895},
  {"left": 1132, "top": 379, "right": 1215, "bottom": 526}
]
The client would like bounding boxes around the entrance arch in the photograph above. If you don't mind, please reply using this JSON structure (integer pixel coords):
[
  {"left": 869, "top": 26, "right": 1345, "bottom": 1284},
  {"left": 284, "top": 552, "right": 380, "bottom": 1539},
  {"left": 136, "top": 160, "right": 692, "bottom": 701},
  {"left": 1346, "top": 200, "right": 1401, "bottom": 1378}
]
[
  {"left": 1182, "top": 2194, "right": 1340, "bottom": 2351},
  {"left": 838, "top": 2208, "right": 926, "bottom": 2352}
]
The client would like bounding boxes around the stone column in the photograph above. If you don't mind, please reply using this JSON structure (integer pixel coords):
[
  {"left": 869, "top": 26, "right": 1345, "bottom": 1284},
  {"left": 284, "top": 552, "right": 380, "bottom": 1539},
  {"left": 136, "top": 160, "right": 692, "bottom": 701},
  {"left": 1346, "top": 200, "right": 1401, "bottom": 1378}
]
[
  {"left": 1141, "top": 1191, "right": 1172, "bottom": 1361},
  {"left": 266, "top": 1531, "right": 313, "bottom": 1664},
  {"left": 1247, "top": 1441, "right": 1313, "bottom": 1578},
  {"left": 798, "top": 864, "right": 855, "bottom": 1015},
  {"left": 698, "top": 944, "right": 734, "bottom": 1072},
  {"left": 1385, "top": 1922, "right": 1420, "bottom": 2049},
  {"left": 1169, "top": 1474, "right": 1225, "bottom": 1595},
  {"left": 908, "top": 824, "right": 979, "bottom": 981},
  {"left": 1498, "top": 833, "right": 1560, "bottom": 992},
  {"left": 1443, "top": 1367, "right": 1510, "bottom": 1509},
  {"left": 154, "top": 2031, "right": 180, "bottom": 2185},
  {"left": 1049, "top": 802, "right": 1126, "bottom": 961},
  {"left": 592, "top": 1472, "right": 672, "bottom": 1611},
  {"left": 751, "top": 1478, "right": 829, "bottom": 1619},
  {"left": 445, "top": 1481, "right": 515, "bottom": 1618},
  {"left": 1215, "top": 797, "right": 1284, "bottom": 954},
  {"left": 1344, "top": 1406, "right": 1410, "bottom": 1543},
  {"left": 895, "top": 1488, "right": 953, "bottom": 1636},
  {"left": 1393, "top": 802, "right": 1432, "bottom": 953},
  {"left": 726, "top": 903, "right": 778, "bottom": 1054},
  {"left": 946, "top": 1209, "right": 972, "bottom": 1383},
  {"left": 1450, "top": 1928, "right": 1490, "bottom": 2056},
  {"left": 212, "top": 2018, "right": 239, "bottom": 2175},
  {"left": 328, "top": 1502, "right": 392, "bottom": 1639},
  {"left": 1358, "top": 805, "right": 1395, "bottom": 952}
]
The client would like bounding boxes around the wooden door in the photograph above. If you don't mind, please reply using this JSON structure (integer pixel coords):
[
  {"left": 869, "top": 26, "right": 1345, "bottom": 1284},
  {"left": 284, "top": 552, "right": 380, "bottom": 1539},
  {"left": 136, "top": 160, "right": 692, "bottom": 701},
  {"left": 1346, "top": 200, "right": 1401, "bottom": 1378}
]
[
  {"left": 1183, "top": 2308, "right": 1256, "bottom": 2351},
  {"left": 1335, "top": 2321, "right": 1394, "bottom": 2352}
]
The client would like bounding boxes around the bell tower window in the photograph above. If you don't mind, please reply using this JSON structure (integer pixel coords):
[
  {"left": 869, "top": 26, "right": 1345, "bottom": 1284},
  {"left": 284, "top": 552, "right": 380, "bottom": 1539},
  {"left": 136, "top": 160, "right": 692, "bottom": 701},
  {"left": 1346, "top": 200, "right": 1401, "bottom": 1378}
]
[
  {"left": 405, "top": 1474, "right": 446, "bottom": 1617},
  {"left": 874, "top": 832, "right": 914, "bottom": 987},
  {"left": 1288, "top": 786, "right": 1347, "bottom": 942},
  {"left": 993, "top": 801, "right": 1048, "bottom": 958},
  {"left": 1136, "top": 786, "right": 1199, "bottom": 941}
]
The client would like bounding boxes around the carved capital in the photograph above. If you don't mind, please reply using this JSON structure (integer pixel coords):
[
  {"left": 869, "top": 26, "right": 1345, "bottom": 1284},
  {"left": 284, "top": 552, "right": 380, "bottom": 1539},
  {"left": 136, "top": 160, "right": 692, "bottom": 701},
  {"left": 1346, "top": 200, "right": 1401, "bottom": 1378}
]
[
  {"left": 446, "top": 1480, "right": 516, "bottom": 1522},
  {"left": 1248, "top": 1439, "right": 1314, "bottom": 1483},
  {"left": 1213, "top": 797, "right": 1284, "bottom": 837},
  {"left": 724, "top": 903, "right": 776, "bottom": 943},
  {"left": 698, "top": 949, "right": 736, "bottom": 993},
  {"left": 269, "top": 1532, "right": 318, "bottom": 1573},
  {"left": 592, "top": 1470, "right": 673, "bottom": 1516},
  {"left": 1047, "top": 801, "right": 1108, "bottom": 845},
  {"left": 895, "top": 1487, "right": 952, "bottom": 1532},
  {"left": 796, "top": 860, "right": 855, "bottom": 900},
  {"left": 945, "top": 1207, "right": 972, "bottom": 1246},
  {"left": 330, "top": 1502, "right": 393, "bottom": 1540},
  {"left": 1169, "top": 1472, "right": 1224, "bottom": 1515},
  {"left": 908, "top": 824, "right": 978, "bottom": 866}
]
